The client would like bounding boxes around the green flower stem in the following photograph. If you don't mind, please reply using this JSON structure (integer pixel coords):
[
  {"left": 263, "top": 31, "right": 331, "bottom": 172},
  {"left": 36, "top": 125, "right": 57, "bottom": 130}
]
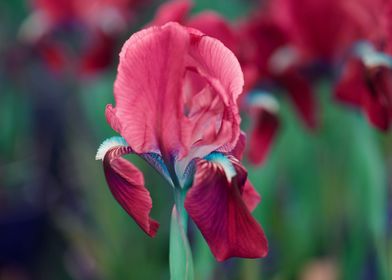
[
  {"left": 170, "top": 189, "right": 194, "bottom": 280},
  {"left": 174, "top": 188, "right": 188, "bottom": 231}
]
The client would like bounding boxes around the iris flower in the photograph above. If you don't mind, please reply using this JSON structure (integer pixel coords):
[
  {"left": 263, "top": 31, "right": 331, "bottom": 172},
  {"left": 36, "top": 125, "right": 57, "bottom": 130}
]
[
  {"left": 21, "top": 0, "right": 141, "bottom": 74},
  {"left": 96, "top": 22, "right": 268, "bottom": 261},
  {"left": 334, "top": 0, "right": 392, "bottom": 131},
  {"left": 335, "top": 42, "right": 392, "bottom": 131}
]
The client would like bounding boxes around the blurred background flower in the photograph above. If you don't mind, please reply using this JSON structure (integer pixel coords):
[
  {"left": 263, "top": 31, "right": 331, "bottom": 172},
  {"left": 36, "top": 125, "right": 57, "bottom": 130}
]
[{"left": 0, "top": 0, "right": 391, "bottom": 279}]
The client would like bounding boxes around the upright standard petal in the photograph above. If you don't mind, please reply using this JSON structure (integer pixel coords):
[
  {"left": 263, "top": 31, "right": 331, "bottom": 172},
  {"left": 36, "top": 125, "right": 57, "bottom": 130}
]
[
  {"left": 183, "top": 29, "right": 244, "bottom": 154},
  {"left": 110, "top": 23, "right": 189, "bottom": 158},
  {"left": 97, "top": 138, "right": 159, "bottom": 237},
  {"left": 109, "top": 22, "right": 244, "bottom": 172},
  {"left": 184, "top": 155, "right": 268, "bottom": 261}
]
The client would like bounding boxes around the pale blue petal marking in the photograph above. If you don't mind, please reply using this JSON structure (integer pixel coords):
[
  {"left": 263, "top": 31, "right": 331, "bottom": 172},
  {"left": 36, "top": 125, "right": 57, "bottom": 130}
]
[
  {"left": 141, "top": 152, "right": 173, "bottom": 187},
  {"left": 247, "top": 90, "right": 279, "bottom": 113},
  {"left": 95, "top": 136, "right": 128, "bottom": 160},
  {"left": 96, "top": 136, "right": 173, "bottom": 186},
  {"left": 355, "top": 41, "right": 392, "bottom": 68},
  {"left": 204, "top": 152, "right": 237, "bottom": 182}
]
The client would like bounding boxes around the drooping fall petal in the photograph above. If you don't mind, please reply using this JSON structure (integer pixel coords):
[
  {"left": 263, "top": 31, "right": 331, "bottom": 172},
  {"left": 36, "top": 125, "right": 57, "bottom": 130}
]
[
  {"left": 248, "top": 108, "right": 280, "bottom": 165},
  {"left": 242, "top": 180, "right": 261, "bottom": 212},
  {"left": 362, "top": 66, "right": 392, "bottom": 130},
  {"left": 278, "top": 67, "right": 317, "bottom": 129},
  {"left": 335, "top": 58, "right": 364, "bottom": 107},
  {"left": 97, "top": 139, "right": 159, "bottom": 237},
  {"left": 184, "top": 156, "right": 268, "bottom": 261},
  {"left": 247, "top": 93, "right": 280, "bottom": 165},
  {"left": 227, "top": 155, "right": 261, "bottom": 212},
  {"left": 335, "top": 56, "right": 392, "bottom": 131}
]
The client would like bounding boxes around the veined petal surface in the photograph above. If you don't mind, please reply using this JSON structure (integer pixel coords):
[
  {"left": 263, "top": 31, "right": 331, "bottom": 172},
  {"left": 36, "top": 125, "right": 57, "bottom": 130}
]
[
  {"left": 108, "top": 22, "right": 243, "bottom": 178},
  {"left": 184, "top": 155, "right": 268, "bottom": 261},
  {"left": 99, "top": 141, "right": 159, "bottom": 237}
]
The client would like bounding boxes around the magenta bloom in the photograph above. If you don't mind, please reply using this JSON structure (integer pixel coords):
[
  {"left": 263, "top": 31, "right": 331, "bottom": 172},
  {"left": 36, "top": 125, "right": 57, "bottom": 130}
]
[
  {"left": 22, "top": 0, "right": 142, "bottom": 75},
  {"left": 96, "top": 22, "right": 268, "bottom": 261},
  {"left": 238, "top": 14, "right": 317, "bottom": 130},
  {"left": 271, "top": 0, "right": 380, "bottom": 61},
  {"left": 335, "top": 43, "right": 392, "bottom": 131},
  {"left": 335, "top": 0, "right": 392, "bottom": 131}
]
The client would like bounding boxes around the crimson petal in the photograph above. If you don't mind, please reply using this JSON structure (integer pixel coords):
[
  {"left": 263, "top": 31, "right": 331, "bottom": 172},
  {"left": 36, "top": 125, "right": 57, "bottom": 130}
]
[
  {"left": 102, "top": 145, "right": 159, "bottom": 237},
  {"left": 279, "top": 67, "right": 317, "bottom": 129},
  {"left": 334, "top": 58, "right": 364, "bottom": 107},
  {"left": 242, "top": 180, "right": 261, "bottom": 212},
  {"left": 362, "top": 66, "right": 392, "bottom": 130},
  {"left": 184, "top": 156, "right": 268, "bottom": 261},
  {"left": 228, "top": 157, "right": 261, "bottom": 212},
  {"left": 248, "top": 108, "right": 279, "bottom": 165}
]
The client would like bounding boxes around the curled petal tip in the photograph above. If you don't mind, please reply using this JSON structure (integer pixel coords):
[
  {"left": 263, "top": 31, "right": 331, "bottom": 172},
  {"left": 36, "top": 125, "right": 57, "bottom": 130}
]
[
  {"left": 103, "top": 145, "right": 159, "bottom": 237},
  {"left": 248, "top": 91, "right": 280, "bottom": 113},
  {"left": 204, "top": 153, "right": 237, "bottom": 183},
  {"left": 96, "top": 136, "right": 129, "bottom": 160}
]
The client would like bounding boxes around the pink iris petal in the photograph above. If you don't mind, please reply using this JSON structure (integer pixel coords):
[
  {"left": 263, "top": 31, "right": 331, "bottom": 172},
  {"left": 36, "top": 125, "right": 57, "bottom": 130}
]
[
  {"left": 248, "top": 108, "right": 280, "bottom": 165},
  {"left": 103, "top": 145, "right": 159, "bottom": 237},
  {"left": 111, "top": 23, "right": 190, "bottom": 157},
  {"left": 184, "top": 156, "right": 268, "bottom": 261},
  {"left": 109, "top": 22, "right": 243, "bottom": 176},
  {"left": 184, "top": 31, "right": 243, "bottom": 152}
]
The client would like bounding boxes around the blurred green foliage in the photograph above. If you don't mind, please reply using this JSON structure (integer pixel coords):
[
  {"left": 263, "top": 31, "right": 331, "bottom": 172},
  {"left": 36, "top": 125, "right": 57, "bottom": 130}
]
[{"left": 1, "top": 0, "right": 391, "bottom": 280}]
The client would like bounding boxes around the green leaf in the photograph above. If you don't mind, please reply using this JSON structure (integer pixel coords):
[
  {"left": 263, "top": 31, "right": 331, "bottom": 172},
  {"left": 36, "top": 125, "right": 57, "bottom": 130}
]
[
  {"left": 193, "top": 229, "right": 214, "bottom": 280},
  {"left": 170, "top": 206, "right": 194, "bottom": 280}
]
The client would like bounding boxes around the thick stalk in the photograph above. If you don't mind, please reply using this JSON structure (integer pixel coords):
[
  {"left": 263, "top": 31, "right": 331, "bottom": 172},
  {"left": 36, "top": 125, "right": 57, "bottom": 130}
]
[{"left": 169, "top": 189, "right": 194, "bottom": 280}]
